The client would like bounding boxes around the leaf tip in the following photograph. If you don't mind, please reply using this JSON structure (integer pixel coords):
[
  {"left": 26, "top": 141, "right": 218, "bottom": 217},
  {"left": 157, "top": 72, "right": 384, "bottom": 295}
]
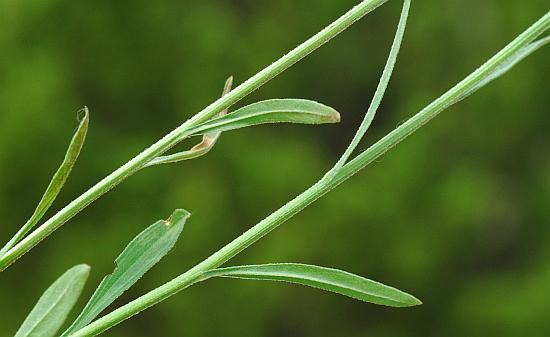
[
  {"left": 399, "top": 293, "right": 422, "bottom": 307},
  {"left": 77, "top": 106, "right": 90, "bottom": 125},
  {"left": 165, "top": 209, "right": 191, "bottom": 227},
  {"left": 411, "top": 295, "right": 423, "bottom": 306},
  {"left": 324, "top": 107, "right": 341, "bottom": 124},
  {"left": 72, "top": 264, "right": 91, "bottom": 278},
  {"left": 75, "top": 263, "right": 91, "bottom": 270},
  {"left": 224, "top": 75, "right": 234, "bottom": 92}
]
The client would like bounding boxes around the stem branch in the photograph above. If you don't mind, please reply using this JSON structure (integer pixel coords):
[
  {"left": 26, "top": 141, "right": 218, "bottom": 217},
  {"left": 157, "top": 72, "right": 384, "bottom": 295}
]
[
  {"left": 0, "top": 0, "right": 389, "bottom": 271},
  {"left": 70, "top": 10, "right": 550, "bottom": 337}
]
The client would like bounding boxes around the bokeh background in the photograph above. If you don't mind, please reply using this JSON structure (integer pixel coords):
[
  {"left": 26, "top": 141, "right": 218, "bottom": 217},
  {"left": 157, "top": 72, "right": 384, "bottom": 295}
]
[{"left": 1, "top": 0, "right": 549, "bottom": 336}]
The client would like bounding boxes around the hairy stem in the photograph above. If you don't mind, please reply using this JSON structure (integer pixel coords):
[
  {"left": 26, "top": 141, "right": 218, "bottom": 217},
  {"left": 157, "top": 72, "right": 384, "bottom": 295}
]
[
  {"left": 0, "top": 0, "right": 389, "bottom": 271},
  {"left": 70, "top": 10, "right": 550, "bottom": 337}
]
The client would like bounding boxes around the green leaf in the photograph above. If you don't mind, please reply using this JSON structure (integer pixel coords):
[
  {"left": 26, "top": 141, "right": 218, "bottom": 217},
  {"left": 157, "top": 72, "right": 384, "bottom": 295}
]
[
  {"left": 455, "top": 35, "right": 550, "bottom": 104},
  {"left": 147, "top": 76, "right": 233, "bottom": 166},
  {"left": 0, "top": 108, "right": 89, "bottom": 256},
  {"left": 202, "top": 263, "right": 421, "bottom": 308},
  {"left": 186, "top": 99, "right": 340, "bottom": 136},
  {"left": 329, "top": 0, "right": 409, "bottom": 173},
  {"left": 15, "top": 264, "right": 90, "bottom": 337},
  {"left": 147, "top": 97, "right": 340, "bottom": 167},
  {"left": 61, "top": 209, "right": 190, "bottom": 336}
]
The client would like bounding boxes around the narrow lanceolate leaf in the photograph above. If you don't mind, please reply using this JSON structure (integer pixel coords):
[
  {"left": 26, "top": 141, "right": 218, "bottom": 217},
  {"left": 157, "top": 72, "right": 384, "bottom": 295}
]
[
  {"left": 61, "top": 209, "right": 190, "bottom": 336},
  {"left": 0, "top": 108, "right": 89, "bottom": 257},
  {"left": 15, "top": 265, "right": 90, "bottom": 337},
  {"left": 454, "top": 35, "right": 550, "bottom": 104},
  {"left": 330, "top": 0, "right": 409, "bottom": 173},
  {"left": 186, "top": 99, "right": 341, "bottom": 136},
  {"left": 202, "top": 263, "right": 421, "bottom": 308},
  {"left": 147, "top": 76, "right": 234, "bottom": 166}
]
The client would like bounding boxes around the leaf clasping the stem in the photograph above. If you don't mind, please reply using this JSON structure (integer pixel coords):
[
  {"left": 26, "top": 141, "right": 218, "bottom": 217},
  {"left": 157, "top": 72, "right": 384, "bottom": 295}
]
[
  {"left": 146, "top": 77, "right": 234, "bottom": 166},
  {"left": 146, "top": 78, "right": 342, "bottom": 167}
]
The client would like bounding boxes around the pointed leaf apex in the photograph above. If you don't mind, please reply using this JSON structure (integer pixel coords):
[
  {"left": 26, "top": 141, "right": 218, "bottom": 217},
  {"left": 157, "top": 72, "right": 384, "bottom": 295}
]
[
  {"left": 324, "top": 107, "right": 341, "bottom": 123},
  {"left": 165, "top": 209, "right": 191, "bottom": 227},
  {"left": 410, "top": 296, "right": 423, "bottom": 306},
  {"left": 78, "top": 107, "right": 89, "bottom": 124},
  {"left": 74, "top": 264, "right": 91, "bottom": 276},
  {"left": 224, "top": 76, "right": 234, "bottom": 93}
]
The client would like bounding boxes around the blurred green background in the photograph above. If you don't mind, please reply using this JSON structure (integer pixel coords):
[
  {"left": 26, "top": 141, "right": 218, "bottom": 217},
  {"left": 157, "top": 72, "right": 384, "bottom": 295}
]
[{"left": 1, "top": 0, "right": 549, "bottom": 336}]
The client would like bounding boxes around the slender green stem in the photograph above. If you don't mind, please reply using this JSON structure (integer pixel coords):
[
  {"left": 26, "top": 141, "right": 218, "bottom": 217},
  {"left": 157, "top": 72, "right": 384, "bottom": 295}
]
[
  {"left": 70, "top": 10, "right": 550, "bottom": 337},
  {"left": 339, "top": 15, "right": 550, "bottom": 183},
  {"left": 0, "top": 0, "right": 389, "bottom": 271}
]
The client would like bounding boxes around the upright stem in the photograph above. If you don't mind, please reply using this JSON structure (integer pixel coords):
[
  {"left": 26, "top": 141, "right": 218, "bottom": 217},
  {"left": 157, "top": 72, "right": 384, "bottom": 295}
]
[
  {"left": 70, "top": 10, "right": 550, "bottom": 337},
  {"left": 0, "top": 0, "right": 389, "bottom": 271}
]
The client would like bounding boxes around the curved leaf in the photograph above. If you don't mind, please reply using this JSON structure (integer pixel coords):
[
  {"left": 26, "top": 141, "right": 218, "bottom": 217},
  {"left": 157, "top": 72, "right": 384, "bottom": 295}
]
[
  {"left": 147, "top": 76, "right": 233, "bottom": 166},
  {"left": 187, "top": 99, "right": 340, "bottom": 136},
  {"left": 61, "top": 209, "right": 190, "bottom": 336},
  {"left": 15, "top": 264, "right": 90, "bottom": 337},
  {"left": 202, "top": 263, "right": 421, "bottom": 308},
  {"left": 0, "top": 108, "right": 89, "bottom": 256},
  {"left": 330, "top": 0, "right": 409, "bottom": 173}
]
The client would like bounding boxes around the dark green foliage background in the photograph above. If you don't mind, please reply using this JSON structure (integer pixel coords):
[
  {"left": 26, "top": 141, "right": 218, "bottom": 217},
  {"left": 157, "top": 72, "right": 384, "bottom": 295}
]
[{"left": 1, "top": 0, "right": 549, "bottom": 336}]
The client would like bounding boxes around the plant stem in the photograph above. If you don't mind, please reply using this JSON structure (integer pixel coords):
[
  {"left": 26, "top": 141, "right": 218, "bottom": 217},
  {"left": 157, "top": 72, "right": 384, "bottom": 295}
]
[
  {"left": 0, "top": 0, "right": 389, "bottom": 272},
  {"left": 70, "top": 10, "right": 550, "bottom": 337}
]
